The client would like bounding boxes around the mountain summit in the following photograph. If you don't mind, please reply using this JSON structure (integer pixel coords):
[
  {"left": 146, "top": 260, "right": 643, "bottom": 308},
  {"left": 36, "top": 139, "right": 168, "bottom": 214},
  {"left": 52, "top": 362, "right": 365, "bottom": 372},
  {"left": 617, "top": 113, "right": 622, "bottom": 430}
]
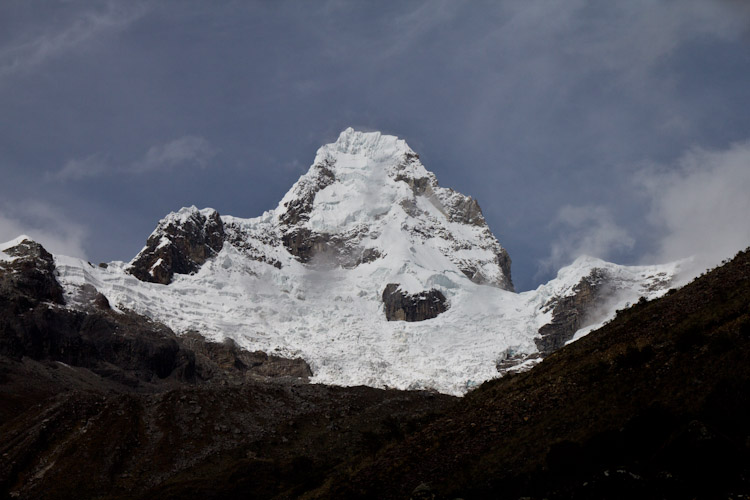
[
  {"left": 50, "top": 129, "right": 680, "bottom": 394},
  {"left": 129, "top": 128, "right": 513, "bottom": 291}
]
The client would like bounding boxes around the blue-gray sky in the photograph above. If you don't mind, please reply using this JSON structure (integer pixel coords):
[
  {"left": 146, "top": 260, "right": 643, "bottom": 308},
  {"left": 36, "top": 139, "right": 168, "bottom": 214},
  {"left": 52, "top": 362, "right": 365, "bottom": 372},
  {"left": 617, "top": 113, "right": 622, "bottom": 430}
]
[{"left": 2, "top": 0, "right": 750, "bottom": 290}]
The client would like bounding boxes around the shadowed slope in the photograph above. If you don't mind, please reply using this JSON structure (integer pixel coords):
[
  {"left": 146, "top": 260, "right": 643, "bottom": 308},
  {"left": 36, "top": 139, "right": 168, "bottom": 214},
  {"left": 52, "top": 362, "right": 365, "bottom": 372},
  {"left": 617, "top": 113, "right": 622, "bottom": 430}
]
[{"left": 313, "top": 249, "right": 750, "bottom": 499}]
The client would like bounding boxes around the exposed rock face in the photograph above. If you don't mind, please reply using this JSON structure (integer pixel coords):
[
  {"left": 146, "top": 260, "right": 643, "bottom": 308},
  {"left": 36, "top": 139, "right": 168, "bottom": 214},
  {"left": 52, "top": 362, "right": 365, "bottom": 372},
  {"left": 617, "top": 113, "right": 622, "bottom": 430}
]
[
  {"left": 222, "top": 219, "right": 284, "bottom": 269},
  {"left": 278, "top": 159, "right": 336, "bottom": 227},
  {"left": 535, "top": 269, "right": 614, "bottom": 354},
  {"left": 280, "top": 228, "right": 328, "bottom": 263},
  {"left": 382, "top": 284, "right": 448, "bottom": 322},
  {"left": 0, "top": 238, "right": 64, "bottom": 306},
  {"left": 128, "top": 206, "right": 225, "bottom": 284},
  {"left": 280, "top": 228, "right": 382, "bottom": 268},
  {"left": 1, "top": 244, "right": 191, "bottom": 383},
  {"left": 276, "top": 158, "right": 342, "bottom": 263},
  {"left": 67, "top": 283, "right": 112, "bottom": 311},
  {"left": 459, "top": 248, "right": 513, "bottom": 290},
  {"left": 180, "top": 331, "right": 313, "bottom": 381},
  {"left": 277, "top": 157, "right": 382, "bottom": 269}
]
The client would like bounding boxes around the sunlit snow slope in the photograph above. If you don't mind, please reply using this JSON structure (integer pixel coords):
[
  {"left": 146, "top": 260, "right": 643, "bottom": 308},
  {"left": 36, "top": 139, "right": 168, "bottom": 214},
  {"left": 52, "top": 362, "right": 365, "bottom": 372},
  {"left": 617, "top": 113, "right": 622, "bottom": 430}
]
[{"left": 51, "top": 129, "right": 680, "bottom": 395}]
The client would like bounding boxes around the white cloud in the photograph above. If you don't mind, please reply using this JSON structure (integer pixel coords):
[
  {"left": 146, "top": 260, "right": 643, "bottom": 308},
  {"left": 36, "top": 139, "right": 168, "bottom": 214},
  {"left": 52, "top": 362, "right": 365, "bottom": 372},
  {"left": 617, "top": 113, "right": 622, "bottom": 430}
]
[
  {"left": 0, "top": 202, "right": 87, "bottom": 258},
  {"left": 50, "top": 135, "right": 217, "bottom": 181},
  {"left": 131, "top": 136, "right": 216, "bottom": 173},
  {"left": 538, "top": 138, "right": 750, "bottom": 281},
  {"left": 540, "top": 205, "right": 634, "bottom": 274},
  {"left": 639, "top": 139, "right": 750, "bottom": 276},
  {"left": 53, "top": 153, "right": 109, "bottom": 181}
]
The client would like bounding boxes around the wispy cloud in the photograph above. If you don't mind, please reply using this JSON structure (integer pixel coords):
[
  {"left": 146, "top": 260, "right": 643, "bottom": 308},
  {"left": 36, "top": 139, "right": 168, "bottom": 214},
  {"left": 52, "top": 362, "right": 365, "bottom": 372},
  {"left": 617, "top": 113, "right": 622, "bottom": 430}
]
[
  {"left": 538, "top": 137, "right": 750, "bottom": 281},
  {"left": 53, "top": 153, "right": 110, "bottom": 181},
  {"left": 0, "top": 202, "right": 88, "bottom": 258},
  {"left": 639, "top": 139, "right": 750, "bottom": 276},
  {"left": 0, "top": 2, "right": 145, "bottom": 81},
  {"left": 51, "top": 136, "right": 217, "bottom": 181},
  {"left": 540, "top": 205, "right": 634, "bottom": 275},
  {"left": 131, "top": 136, "right": 216, "bottom": 173}
]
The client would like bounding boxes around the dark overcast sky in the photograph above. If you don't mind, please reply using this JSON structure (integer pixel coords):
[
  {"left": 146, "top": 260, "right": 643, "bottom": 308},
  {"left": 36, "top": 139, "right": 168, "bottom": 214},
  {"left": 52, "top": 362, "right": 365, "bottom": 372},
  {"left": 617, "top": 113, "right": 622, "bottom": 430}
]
[{"left": 2, "top": 1, "right": 750, "bottom": 291}]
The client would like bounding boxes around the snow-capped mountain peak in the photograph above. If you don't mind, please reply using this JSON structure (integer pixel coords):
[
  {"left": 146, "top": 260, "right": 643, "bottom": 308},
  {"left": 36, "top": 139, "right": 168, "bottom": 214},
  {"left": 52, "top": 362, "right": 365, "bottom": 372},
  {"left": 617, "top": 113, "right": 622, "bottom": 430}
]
[
  {"left": 42, "top": 128, "right": 682, "bottom": 395},
  {"left": 274, "top": 129, "right": 512, "bottom": 290},
  {"left": 320, "top": 127, "right": 414, "bottom": 160}
]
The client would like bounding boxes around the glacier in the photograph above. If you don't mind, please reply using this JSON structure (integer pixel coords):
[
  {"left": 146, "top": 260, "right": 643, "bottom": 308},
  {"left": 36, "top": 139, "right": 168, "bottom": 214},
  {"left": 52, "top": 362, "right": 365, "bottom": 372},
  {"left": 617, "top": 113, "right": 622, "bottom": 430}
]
[{"left": 42, "top": 128, "right": 680, "bottom": 395}]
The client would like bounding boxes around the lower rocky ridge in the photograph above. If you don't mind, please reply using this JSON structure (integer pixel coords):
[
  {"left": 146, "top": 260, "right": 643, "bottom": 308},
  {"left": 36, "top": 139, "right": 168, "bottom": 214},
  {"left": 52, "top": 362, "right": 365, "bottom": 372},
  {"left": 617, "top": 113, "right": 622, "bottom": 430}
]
[
  {"left": 535, "top": 266, "right": 675, "bottom": 356},
  {"left": 496, "top": 268, "right": 636, "bottom": 375},
  {"left": 0, "top": 240, "right": 311, "bottom": 389},
  {"left": 535, "top": 268, "right": 616, "bottom": 354}
]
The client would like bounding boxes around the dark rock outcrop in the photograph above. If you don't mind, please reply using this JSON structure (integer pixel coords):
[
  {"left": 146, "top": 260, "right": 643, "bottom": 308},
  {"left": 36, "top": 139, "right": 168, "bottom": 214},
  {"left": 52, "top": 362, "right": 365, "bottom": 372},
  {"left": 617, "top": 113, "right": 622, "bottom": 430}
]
[
  {"left": 535, "top": 268, "right": 614, "bottom": 354},
  {"left": 223, "top": 220, "right": 283, "bottom": 269},
  {"left": 1, "top": 244, "right": 192, "bottom": 384},
  {"left": 278, "top": 159, "right": 382, "bottom": 268},
  {"left": 382, "top": 283, "right": 448, "bottom": 322},
  {"left": 278, "top": 158, "right": 379, "bottom": 268},
  {"left": 495, "top": 249, "right": 513, "bottom": 290},
  {"left": 279, "top": 160, "right": 336, "bottom": 227},
  {"left": 0, "top": 239, "right": 64, "bottom": 306},
  {"left": 281, "top": 228, "right": 381, "bottom": 268},
  {"left": 180, "top": 331, "right": 313, "bottom": 381},
  {"left": 281, "top": 228, "right": 329, "bottom": 263},
  {"left": 128, "top": 207, "right": 225, "bottom": 285},
  {"left": 458, "top": 248, "right": 513, "bottom": 291},
  {"left": 445, "top": 193, "right": 485, "bottom": 227}
]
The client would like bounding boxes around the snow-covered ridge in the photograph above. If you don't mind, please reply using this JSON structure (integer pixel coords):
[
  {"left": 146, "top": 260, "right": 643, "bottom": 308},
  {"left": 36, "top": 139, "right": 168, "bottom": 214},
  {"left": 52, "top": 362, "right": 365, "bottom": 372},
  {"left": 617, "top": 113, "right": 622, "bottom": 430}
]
[
  {"left": 320, "top": 127, "right": 413, "bottom": 160},
  {"left": 51, "top": 248, "right": 679, "bottom": 395},
  {"left": 1, "top": 235, "right": 33, "bottom": 260},
  {"left": 15, "top": 129, "right": 683, "bottom": 395}
]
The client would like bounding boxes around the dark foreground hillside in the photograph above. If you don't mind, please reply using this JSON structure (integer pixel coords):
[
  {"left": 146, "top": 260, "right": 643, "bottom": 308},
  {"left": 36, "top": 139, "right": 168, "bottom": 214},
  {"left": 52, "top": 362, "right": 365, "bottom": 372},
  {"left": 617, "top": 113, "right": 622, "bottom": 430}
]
[
  {"left": 1, "top": 240, "right": 749, "bottom": 499},
  {"left": 317, "top": 249, "right": 750, "bottom": 499}
]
